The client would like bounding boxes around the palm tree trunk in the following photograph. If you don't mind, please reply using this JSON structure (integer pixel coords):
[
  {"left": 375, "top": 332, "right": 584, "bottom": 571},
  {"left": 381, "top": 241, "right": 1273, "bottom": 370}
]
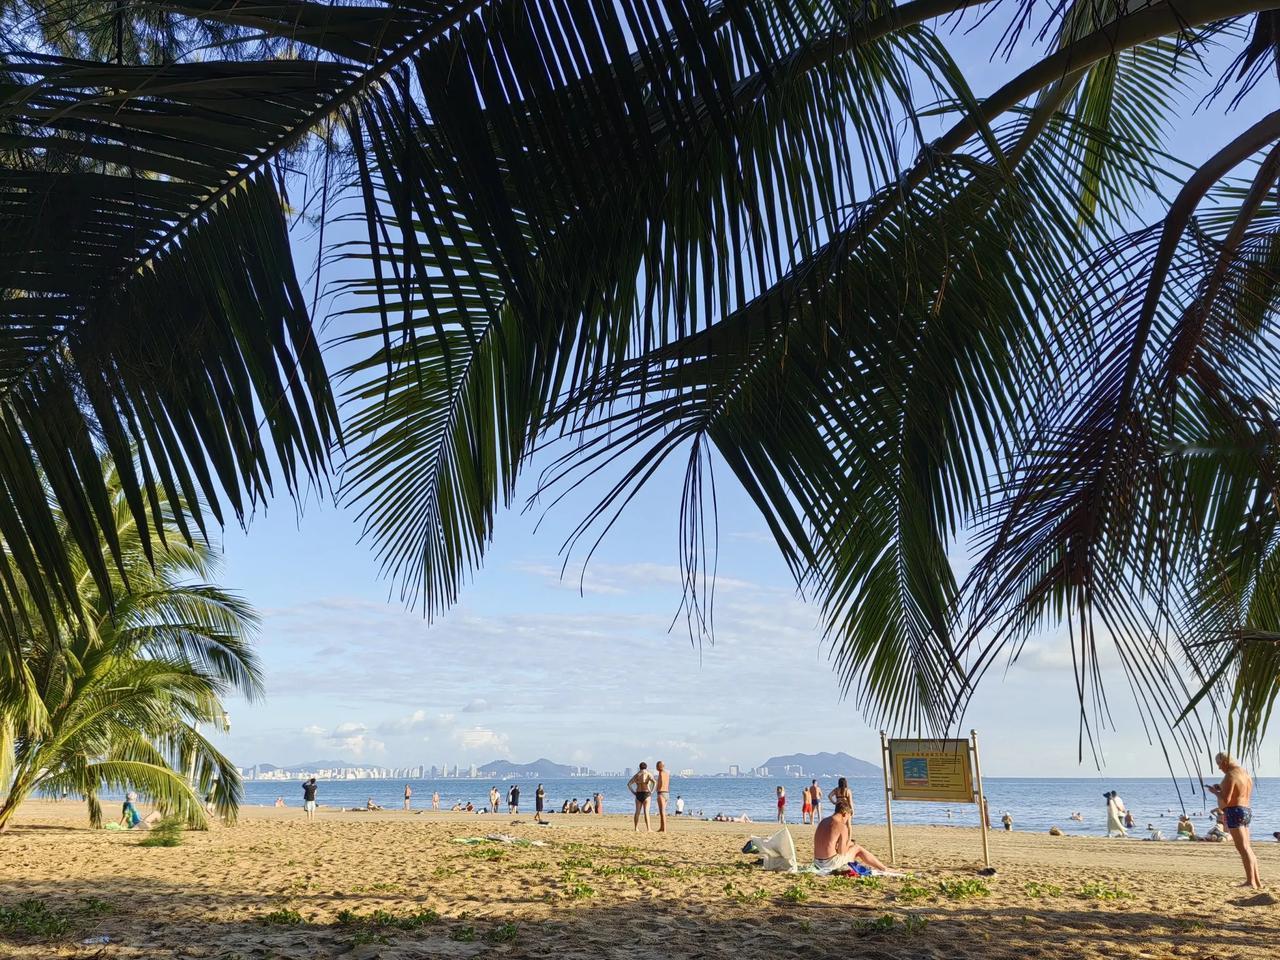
[{"left": 0, "top": 770, "right": 37, "bottom": 832}]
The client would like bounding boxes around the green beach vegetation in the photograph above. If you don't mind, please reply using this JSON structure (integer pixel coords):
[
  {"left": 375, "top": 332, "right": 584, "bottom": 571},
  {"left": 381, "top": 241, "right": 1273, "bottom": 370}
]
[
  {"left": 0, "top": 460, "right": 261, "bottom": 831},
  {"left": 0, "top": 0, "right": 1278, "bottom": 759}
]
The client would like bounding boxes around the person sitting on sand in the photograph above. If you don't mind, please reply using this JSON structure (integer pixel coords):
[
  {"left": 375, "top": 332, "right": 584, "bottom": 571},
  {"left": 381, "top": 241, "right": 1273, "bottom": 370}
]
[
  {"left": 120, "top": 795, "right": 162, "bottom": 830},
  {"left": 628, "top": 762, "right": 656, "bottom": 833},
  {"left": 1203, "top": 823, "right": 1228, "bottom": 842},
  {"left": 813, "top": 801, "right": 889, "bottom": 874},
  {"left": 1177, "top": 814, "right": 1196, "bottom": 839},
  {"left": 464, "top": 801, "right": 475, "bottom": 813},
  {"left": 1208, "top": 751, "right": 1261, "bottom": 889},
  {"left": 366, "top": 797, "right": 382, "bottom": 811},
  {"left": 451, "top": 801, "right": 463, "bottom": 811},
  {"left": 1146, "top": 823, "right": 1165, "bottom": 841},
  {"left": 1272, "top": 831, "right": 1280, "bottom": 843},
  {"left": 274, "top": 796, "right": 285, "bottom": 808},
  {"left": 560, "top": 799, "right": 570, "bottom": 814}
]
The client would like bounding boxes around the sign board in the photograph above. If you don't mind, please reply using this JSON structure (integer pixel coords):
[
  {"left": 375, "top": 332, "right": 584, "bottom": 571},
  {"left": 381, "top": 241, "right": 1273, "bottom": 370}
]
[{"left": 886, "top": 738, "right": 974, "bottom": 803}]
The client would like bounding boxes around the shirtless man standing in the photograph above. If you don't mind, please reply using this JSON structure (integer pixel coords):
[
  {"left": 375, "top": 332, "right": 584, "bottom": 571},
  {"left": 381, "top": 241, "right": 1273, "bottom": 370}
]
[
  {"left": 1209, "top": 752, "right": 1261, "bottom": 889},
  {"left": 655, "top": 761, "right": 671, "bottom": 833},
  {"left": 628, "top": 762, "right": 656, "bottom": 832},
  {"left": 809, "top": 780, "right": 823, "bottom": 823}
]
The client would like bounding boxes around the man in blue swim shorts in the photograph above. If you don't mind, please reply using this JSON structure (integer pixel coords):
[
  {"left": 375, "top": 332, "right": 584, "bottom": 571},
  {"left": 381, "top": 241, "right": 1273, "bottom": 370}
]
[{"left": 1209, "top": 752, "right": 1260, "bottom": 890}]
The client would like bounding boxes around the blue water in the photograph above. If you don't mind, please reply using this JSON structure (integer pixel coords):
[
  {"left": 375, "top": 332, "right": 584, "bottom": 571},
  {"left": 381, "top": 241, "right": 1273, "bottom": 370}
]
[{"left": 240, "top": 776, "right": 1279, "bottom": 836}]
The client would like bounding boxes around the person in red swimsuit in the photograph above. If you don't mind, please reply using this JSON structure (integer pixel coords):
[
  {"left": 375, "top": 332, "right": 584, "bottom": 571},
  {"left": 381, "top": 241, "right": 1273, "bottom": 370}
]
[
  {"left": 776, "top": 785, "right": 787, "bottom": 823},
  {"left": 801, "top": 788, "right": 812, "bottom": 824}
]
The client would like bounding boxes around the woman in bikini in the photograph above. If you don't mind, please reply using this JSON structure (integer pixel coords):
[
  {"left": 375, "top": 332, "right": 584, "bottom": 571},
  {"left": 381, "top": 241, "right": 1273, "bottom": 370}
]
[{"left": 828, "top": 777, "right": 854, "bottom": 840}]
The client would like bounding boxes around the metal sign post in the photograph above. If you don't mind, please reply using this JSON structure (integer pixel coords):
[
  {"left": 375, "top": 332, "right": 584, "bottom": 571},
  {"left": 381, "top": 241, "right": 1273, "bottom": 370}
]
[
  {"left": 880, "top": 731, "right": 895, "bottom": 865},
  {"left": 971, "top": 729, "right": 990, "bottom": 868}
]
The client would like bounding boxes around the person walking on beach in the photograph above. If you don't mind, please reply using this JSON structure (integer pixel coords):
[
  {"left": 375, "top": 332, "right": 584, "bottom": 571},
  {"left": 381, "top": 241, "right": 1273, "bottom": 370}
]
[
  {"left": 655, "top": 761, "right": 671, "bottom": 832},
  {"left": 508, "top": 783, "right": 520, "bottom": 815},
  {"left": 776, "top": 786, "right": 786, "bottom": 823},
  {"left": 302, "top": 778, "right": 318, "bottom": 822},
  {"left": 1105, "top": 791, "right": 1127, "bottom": 837},
  {"left": 489, "top": 786, "right": 500, "bottom": 813},
  {"left": 628, "top": 762, "right": 655, "bottom": 832},
  {"left": 431, "top": 791, "right": 440, "bottom": 811},
  {"left": 1209, "top": 752, "right": 1261, "bottom": 889},
  {"left": 809, "top": 780, "right": 823, "bottom": 823},
  {"left": 535, "top": 784, "right": 545, "bottom": 823},
  {"left": 403, "top": 784, "right": 412, "bottom": 811}
]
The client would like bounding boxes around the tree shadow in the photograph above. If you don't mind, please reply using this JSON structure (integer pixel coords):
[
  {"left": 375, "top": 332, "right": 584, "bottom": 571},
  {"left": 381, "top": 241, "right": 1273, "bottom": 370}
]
[{"left": 2, "top": 875, "right": 1278, "bottom": 960}]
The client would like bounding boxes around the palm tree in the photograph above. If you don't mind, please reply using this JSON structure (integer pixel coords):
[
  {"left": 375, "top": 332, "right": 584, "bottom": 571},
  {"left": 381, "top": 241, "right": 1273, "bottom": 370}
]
[
  {"left": 0, "top": 458, "right": 261, "bottom": 831},
  {"left": 3, "top": 1, "right": 1280, "bottom": 761}
]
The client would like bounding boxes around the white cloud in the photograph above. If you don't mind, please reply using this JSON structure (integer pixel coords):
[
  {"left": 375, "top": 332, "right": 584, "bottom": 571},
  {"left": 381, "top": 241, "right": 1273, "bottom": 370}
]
[
  {"left": 304, "top": 721, "right": 386, "bottom": 759},
  {"left": 378, "top": 710, "right": 456, "bottom": 735},
  {"left": 462, "top": 699, "right": 489, "bottom": 713},
  {"left": 653, "top": 738, "right": 704, "bottom": 761},
  {"left": 455, "top": 726, "right": 510, "bottom": 754}
]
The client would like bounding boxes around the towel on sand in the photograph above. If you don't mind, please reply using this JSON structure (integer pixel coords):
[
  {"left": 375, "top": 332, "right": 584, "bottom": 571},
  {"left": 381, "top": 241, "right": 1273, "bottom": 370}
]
[{"left": 452, "top": 834, "right": 547, "bottom": 847}]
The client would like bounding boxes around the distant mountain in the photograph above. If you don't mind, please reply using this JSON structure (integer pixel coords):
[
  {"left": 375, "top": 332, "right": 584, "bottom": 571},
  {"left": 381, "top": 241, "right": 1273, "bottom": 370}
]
[
  {"left": 477, "top": 758, "right": 576, "bottom": 778},
  {"left": 759, "top": 752, "right": 880, "bottom": 778}
]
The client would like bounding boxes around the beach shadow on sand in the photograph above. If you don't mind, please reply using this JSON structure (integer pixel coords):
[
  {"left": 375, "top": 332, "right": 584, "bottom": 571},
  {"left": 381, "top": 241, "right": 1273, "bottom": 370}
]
[{"left": 3, "top": 876, "right": 1279, "bottom": 960}]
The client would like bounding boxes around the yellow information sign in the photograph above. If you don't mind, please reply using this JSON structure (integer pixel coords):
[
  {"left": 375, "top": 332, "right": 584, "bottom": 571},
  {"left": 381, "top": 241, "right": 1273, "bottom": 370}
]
[{"left": 887, "top": 739, "right": 974, "bottom": 803}]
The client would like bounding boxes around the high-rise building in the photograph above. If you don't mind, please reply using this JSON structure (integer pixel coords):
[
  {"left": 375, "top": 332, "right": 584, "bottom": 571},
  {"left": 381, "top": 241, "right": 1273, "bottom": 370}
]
[{"left": 728, "top": 764, "right": 740, "bottom": 776}]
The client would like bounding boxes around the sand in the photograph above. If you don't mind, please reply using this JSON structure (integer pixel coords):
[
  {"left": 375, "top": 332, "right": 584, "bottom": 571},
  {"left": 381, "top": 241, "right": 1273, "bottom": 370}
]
[{"left": 1, "top": 800, "right": 1277, "bottom": 959}]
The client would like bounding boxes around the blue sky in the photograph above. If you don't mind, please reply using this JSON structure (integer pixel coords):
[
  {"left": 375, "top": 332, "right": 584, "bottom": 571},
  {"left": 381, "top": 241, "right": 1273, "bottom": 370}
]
[{"left": 209, "top": 8, "right": 1278, "bottom": 779}]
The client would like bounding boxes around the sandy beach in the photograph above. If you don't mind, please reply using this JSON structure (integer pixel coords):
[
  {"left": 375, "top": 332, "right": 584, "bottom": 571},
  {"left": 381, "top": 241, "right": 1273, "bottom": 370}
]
[{"left": 2, "top": 800, "right": 1277, "bottom": 959}]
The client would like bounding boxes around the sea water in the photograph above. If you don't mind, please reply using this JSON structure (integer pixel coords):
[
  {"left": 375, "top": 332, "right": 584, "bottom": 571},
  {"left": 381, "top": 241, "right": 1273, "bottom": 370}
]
[{"left": 240, "top": 776, "right": 1278, "bottom": 836}]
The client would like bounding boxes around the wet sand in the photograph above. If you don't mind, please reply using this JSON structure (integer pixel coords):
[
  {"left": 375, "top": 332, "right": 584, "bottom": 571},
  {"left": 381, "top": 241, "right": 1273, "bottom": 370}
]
[{"left": 1, "top": 800, "right": 1277, "bottom": 958}]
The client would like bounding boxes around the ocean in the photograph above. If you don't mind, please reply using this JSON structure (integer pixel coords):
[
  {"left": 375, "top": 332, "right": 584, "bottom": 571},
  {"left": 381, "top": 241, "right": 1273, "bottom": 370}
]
[{"left": 241, "top": 775, "right": 1279, "bottom": 837}]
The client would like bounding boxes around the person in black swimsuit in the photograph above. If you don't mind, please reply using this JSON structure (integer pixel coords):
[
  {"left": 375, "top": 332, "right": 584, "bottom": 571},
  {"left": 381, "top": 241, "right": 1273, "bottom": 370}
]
[
  {"left": 535, "top": 784, "right": 545, "bottom": 823},
  {"left": 628, "top": 763, "right": 655, "bottom": 832}
]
